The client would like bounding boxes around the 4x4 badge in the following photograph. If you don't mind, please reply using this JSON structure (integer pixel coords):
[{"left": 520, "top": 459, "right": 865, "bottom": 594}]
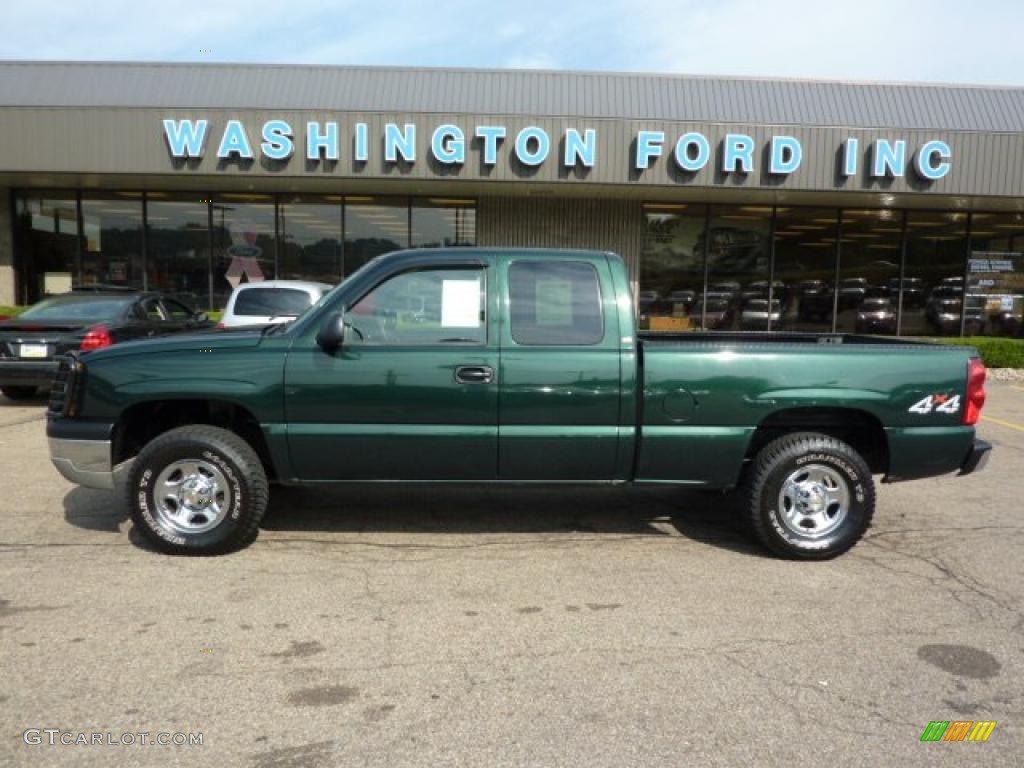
[{"left": 909, "top": 394, "right": 961, "bottom": 415}]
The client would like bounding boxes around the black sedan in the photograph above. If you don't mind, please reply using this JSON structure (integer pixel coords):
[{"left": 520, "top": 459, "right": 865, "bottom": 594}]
[{"left": 0, "top": 291, "right": 212, "bottom": 400}]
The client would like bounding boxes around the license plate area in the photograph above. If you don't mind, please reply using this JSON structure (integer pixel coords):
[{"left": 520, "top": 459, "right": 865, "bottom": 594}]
[{"left": 18, "top": 343, "right": 49, "bottom": 358}]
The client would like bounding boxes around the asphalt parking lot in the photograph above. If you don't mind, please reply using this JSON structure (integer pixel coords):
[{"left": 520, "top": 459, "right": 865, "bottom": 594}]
[{"left": 1, "top": 385, "right": 1022, "bottom": 767}]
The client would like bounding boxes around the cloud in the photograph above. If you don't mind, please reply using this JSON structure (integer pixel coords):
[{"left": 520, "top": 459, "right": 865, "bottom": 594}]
[
  {"left": 1, "top": 0, "right": 1022, "bottom": 86},
  {"left": 503, "top": 52, "right": 560, "bottom": 70}
]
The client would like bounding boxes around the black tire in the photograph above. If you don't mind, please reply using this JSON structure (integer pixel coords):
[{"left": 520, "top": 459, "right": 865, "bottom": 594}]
[
  {"left": 126, "top": 425, "right": 268, "bottom": 555},
  {"left": 1, "top": 386, "right": 37, "bottom": 400},
  {"left": 743, "top": 432, "right": 875, "bottom": 560}
]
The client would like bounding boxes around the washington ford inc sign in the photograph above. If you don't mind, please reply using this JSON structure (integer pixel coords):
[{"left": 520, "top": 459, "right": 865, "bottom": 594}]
[{"left": 162, "top": 119, "right": 953, "bottom": 181}]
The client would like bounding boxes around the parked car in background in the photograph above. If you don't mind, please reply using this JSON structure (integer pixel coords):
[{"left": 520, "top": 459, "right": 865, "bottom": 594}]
[
  {"left": 926, "top": 289, "right": 985, "bottom": 336},
  {"left": 709, "top": 281, "right": 742, "bottom": 307},
  {"left": 219, "top": 280, "right": 333, "bottom": 329},
  {"left": 740, "top": 280, "right": 788, "bottom": 308},
  {"left": 797, "top": 280, "right": 834, "bottom": 322},
  {"left": 740, "top": 298, "right": 782, "bottom": 330},
  {"left": 839, "top": 277, "right": 869, "bottom": 309},
  {"left": 692, "top": 293, "right": 734, "bottom": 329},
  {"left": 665, "top": 290, "right": 696, "bottom": 314},
  {"left": 888, "top": 277, "right": 928, "bottom": 309},
  {"left": 855, "top": 297, "right": 897, "bottom": 334},
  {"left": 637, "top": 290, "right": 660, "bottom": 315},
  {"left": 0, "top": 290, "right": 211, "bottom": 400}
]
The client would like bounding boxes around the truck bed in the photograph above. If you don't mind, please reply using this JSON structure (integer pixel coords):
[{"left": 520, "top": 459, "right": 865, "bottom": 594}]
[{"left": 633, "top": 331, "right": 977, "bottom": 487}]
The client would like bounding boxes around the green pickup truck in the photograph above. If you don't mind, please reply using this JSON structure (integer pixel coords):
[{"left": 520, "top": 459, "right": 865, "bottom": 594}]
[{"left": 47, "top": 248, "right": 991, "bottom": 559}]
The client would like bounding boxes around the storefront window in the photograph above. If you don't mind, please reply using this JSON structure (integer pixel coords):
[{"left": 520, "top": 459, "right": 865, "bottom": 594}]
[
  {"left": 835, "top": 209, "right": 903, "bottom": 335},
  {"left": 968, "top": 213, "right": 1024, "bottom": 338},
  {"left": 411, "top": 198, "right": 476, "bottom": 248},
  {"left": 80, "top": 193, "right": 144, "bottom": 290},
  {"left": 146, "top": 193, "right": 212, "bottom": 309},
  {"left": 210, "top": 194, "right": 276, "bottom": 310},
  {"left": 344, "top": 197, "right": 409, "bottom": 275},
  {"left": 638, "top": 204, "right": 706, "bottom": 331},
  {"left": 13, "top": 192, "right": 80, "bottom": 303},
  {"left": 278, "top": 196, "right": 342, "bottom": 285},
  {"left": 706, "top": 205, "right": 771, "bottom": 331},
  {"left": 773, "top": 207, "right": 838, "bottom": 332},
  {"left": 903, "top": 212, "right": 968, "bottom": 336}
]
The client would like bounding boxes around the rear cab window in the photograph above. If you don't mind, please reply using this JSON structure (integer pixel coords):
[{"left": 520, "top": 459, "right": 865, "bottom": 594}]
[{"left": 508, "top": 261, "right": 604, "bottom": 345}]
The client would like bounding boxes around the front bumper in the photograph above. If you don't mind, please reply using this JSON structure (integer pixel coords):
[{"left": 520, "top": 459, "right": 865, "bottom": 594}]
[
  {"left": 959, "top": 439, "right": 992, "bottom": 476},
  {"left": 47, "top": 419, "right": 117, "bottom": 490},
  {"left": 0, "top": 359, "right": 60, "bottom": 387},
  {"left": 49, "top": 437, "right": 114, "bottom": 489}
]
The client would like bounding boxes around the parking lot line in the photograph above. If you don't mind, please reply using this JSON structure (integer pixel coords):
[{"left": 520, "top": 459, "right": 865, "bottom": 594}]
[{"left": 983, "top": 414, "right": 1024, "bottom": 433}]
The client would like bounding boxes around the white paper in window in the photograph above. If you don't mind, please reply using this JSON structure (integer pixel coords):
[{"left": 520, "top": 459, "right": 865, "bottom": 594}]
[{"left": 441, "top": 279, "right": 481, "bottom": 328}]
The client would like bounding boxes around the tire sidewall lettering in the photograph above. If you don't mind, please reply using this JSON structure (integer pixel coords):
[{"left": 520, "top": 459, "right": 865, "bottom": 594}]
[
  {"left": 134, "top": 445, "right": 245, "bottom": 545},
  {"left": 764, "top": 443, "right": 869, "bottom": 553}
]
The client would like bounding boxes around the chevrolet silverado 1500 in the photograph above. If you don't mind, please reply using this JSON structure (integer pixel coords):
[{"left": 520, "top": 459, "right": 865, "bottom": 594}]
[{"left": 47, "top": 249, "right": 990, "bottom": 558}]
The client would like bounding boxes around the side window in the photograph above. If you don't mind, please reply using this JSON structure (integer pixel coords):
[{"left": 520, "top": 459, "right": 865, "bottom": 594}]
[
  {"left": 508, "top": 261, "right": 604, "bottom": 345},
  {"left": 160, "top": 299, "right": 194, "bottom": 321},
  {"left": 140, "top": 297, "right": 165, "bottom": 321},
  {"left": 347, "top": 268, "right": 486, "bottom": 346}
]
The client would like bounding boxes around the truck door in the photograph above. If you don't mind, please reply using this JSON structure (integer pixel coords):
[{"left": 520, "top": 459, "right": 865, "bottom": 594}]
[
  {"left": 284, "top": 259, "right": 499, "bottom": 480},
  {"left": 497, "top": 255, "right": 622, "bottom": 480}
]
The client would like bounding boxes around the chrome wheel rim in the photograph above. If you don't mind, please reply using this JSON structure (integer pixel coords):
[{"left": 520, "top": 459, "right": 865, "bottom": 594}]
[
  {"left": 153, "top": 459, "right": 231, "bottom": 535},
  {"left": 777, "top": 463, "right": 849, "bottom": 538}
]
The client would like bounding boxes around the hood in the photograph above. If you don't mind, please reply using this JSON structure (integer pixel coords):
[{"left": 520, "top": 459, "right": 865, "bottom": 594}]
[{"left": 81, "top": 329, "right": 265, "bottom": 362}]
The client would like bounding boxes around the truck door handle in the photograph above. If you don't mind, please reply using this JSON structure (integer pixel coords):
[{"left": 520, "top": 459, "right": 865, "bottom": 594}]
[{"left": 455, "top": 365, "right": 494, "bottom": 384}]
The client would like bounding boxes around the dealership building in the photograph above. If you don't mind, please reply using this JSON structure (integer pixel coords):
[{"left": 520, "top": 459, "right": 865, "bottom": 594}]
[{"left": 0, "top": 60, "right": 1022, "bottom": 336}]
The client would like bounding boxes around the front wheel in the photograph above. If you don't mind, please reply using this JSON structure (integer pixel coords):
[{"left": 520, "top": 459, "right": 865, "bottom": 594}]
[
  {"left": 743, "top": 432, "right": 875, "bottom": 559},
  {"left": 126, "top": 425, "right": 268, "bottom": 555}
]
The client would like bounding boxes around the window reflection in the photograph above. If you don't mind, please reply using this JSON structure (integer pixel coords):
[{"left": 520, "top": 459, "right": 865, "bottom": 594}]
[
  {"left": 638, "top": 204, "right": 706, "bottom": 331},
  {"left": 836, "top": 210, "right": 902, "bottom": 335},
  {"left": 706, "top": 206, "right": 771, "bottom": 330},
  {"left": 279, "top": 196, "right": 341, "bottom": 285},
  {"left": 211, "top": 194, "right": 275, "bottom": 310},
  {"left": 80, "top": 193, "right": 144, "bottom": 290},
  {"left": 773, "top": 208, "right": 838, "bottom": 332},
  {"left": 968, "top": 213, "right": 1024, "bottom": 337},
  {"left": 344, "top": 197, "right": 408, "bottom": 275},
  {"left": 146, "top": 194, "right": 212, "bottom": 310},
  {"left": 13, "top": 192, "right": 79, "bottom": 302},
  {"left": 411, "top": 198, "right": 476, "bottom": 248},
  {"left": 903, "top": 212, "right": 969, "bottom": 336}
]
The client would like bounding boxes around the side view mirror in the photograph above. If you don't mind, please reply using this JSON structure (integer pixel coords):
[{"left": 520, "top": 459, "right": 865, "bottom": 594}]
[{"left": 316, "top": 309, "right": 347, "bottom": 353}]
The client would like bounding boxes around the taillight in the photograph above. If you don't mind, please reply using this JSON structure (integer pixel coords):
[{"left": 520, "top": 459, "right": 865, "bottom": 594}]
[
  {"left": 964, "top": 357, "right": 987, "bottom": 426},
  {"left": 80, "top": 324, "right": 113, "bottom": 351},
  {"left": 216, "top": 321, "right": 225, "bottom": 330}
]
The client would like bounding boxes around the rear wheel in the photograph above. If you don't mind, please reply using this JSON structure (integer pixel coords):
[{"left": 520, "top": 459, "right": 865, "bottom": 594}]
[
  {"left": 1, "top": 386, "right": 37, "bottom": 400},
  {"left": 743, "top": 432, "right": 875, "bottom": 559},
  {"left": 126, "top": 425, "right": 268, "bottom": 555}
]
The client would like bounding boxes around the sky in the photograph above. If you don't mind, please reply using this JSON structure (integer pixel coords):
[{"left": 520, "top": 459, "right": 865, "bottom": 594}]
[{"left": 3, "top": 0, "right": 1023, "bottom": 86}]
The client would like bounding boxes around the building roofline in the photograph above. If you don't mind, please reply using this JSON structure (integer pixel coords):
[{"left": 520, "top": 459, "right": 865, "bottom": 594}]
[{"left": 1, "top": 58, "right": 1022, "bottom": 93}]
